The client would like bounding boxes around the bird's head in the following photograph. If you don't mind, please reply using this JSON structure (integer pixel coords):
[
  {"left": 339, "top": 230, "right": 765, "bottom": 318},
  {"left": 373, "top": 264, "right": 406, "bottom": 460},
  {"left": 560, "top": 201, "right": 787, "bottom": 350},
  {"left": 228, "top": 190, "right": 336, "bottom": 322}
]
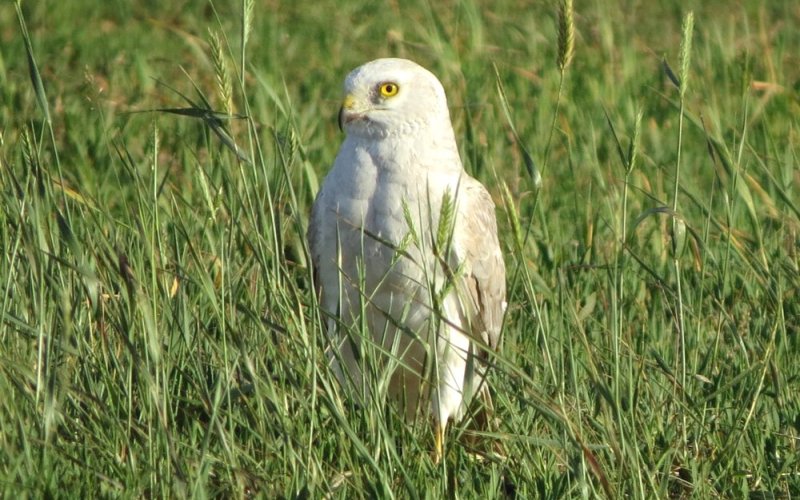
[{"left": 338, "top": 58, "right": 452, "bottom": 139}]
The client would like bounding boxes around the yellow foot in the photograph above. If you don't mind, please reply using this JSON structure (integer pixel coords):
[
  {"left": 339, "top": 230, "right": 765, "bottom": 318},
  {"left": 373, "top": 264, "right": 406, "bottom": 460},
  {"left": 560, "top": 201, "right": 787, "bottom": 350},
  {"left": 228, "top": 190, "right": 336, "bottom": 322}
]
[{"left": 433, "top": 421, "right": 445, "bottom": 464}]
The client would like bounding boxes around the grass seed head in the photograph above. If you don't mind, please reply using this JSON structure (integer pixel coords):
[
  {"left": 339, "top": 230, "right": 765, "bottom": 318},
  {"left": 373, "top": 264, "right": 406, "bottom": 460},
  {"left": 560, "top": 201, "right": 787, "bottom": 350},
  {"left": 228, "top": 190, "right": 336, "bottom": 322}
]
[
  {"left": 557, "top": 0, "right": 575, "bottom": 71},
  {"left": 208, "top": 29, "right": 233, "bottom": 115},
  {"left": 679, "top": 11, "right": 694, "bottom": 98}
]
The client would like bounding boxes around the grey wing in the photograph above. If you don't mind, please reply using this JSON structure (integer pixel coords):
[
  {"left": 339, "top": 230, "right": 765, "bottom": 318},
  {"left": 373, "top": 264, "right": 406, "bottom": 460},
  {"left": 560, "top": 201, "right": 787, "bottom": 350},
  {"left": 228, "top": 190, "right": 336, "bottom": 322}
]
[
  {"left": 457, "top": 178, "right": 506, "bottom": 353},
  {"left": 307, "top": 195, "right": 322, "bottom": 297},
  {"left": 307, "top": 189, "right": 342, "bottom": 343},
  {"left": 306, "top": 187, "right": 326, "bottom": 308}
]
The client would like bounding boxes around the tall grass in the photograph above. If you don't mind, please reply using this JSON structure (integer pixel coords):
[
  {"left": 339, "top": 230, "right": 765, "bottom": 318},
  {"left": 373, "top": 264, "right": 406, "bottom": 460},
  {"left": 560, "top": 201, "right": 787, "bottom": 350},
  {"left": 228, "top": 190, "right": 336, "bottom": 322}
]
[{"left": 1, "top": 0, "right": 798, "bottom": 497}]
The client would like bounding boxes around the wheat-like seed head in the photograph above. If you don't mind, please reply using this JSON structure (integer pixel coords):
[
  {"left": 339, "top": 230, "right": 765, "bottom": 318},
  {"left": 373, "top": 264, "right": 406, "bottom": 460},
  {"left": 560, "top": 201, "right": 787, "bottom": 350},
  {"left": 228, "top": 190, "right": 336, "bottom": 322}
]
[
  {"left": 208, "top": 29, "right": 233, "bottom": 115},
  {"left": 243, "top": 0, "right": 255, "bottom": 51},
  {"left": 679, "top": 11, "right": 694, "bottom": 99},
  {"left": 557, "top": 0, "right": 575, "bottom": 71}
]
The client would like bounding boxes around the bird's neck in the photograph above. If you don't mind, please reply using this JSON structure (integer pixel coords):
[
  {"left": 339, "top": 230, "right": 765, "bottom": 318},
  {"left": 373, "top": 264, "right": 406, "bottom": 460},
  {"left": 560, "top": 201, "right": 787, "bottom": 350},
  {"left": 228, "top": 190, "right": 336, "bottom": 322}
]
[{"left": 347, "top": 122, "right": 463, "bottom": 176}]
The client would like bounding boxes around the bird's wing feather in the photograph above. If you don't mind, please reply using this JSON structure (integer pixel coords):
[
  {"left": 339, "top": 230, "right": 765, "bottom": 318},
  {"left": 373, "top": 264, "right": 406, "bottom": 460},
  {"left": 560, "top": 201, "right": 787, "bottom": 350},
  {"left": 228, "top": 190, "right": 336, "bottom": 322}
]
[
  {"left": 454, "top": 177, "right": 506, "bottom": 353},
  {"left": 307, "top": 194, "right": 323, "bottom": 298}
]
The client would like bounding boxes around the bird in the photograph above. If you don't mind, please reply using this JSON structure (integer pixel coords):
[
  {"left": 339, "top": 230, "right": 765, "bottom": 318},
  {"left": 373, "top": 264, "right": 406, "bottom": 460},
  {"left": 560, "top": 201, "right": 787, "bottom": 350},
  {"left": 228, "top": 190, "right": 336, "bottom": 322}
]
[{"left": 307, "top": 58, "right": 506, "bottom": 463}]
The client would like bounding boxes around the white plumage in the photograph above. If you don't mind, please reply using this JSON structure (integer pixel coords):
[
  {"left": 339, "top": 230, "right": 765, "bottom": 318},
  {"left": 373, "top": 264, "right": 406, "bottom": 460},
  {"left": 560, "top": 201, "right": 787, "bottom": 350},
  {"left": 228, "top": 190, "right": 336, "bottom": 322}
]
[{"left": 308, "top": 58, "right": 505, "bottom": 462}]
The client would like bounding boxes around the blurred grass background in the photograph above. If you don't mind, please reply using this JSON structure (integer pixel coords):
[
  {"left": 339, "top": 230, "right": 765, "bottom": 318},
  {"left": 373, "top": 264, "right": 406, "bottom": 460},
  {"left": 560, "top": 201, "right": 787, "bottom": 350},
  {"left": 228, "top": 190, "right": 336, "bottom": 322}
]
[{"left": 1, "top": 0, "right": 798, "bottom": 497}]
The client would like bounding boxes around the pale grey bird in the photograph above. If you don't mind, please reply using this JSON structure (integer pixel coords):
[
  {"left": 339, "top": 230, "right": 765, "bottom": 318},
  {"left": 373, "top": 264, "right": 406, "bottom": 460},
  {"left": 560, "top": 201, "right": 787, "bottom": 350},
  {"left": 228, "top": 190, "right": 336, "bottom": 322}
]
[{"left": 308, "top": 58, "right": 505, "bottom": 462}]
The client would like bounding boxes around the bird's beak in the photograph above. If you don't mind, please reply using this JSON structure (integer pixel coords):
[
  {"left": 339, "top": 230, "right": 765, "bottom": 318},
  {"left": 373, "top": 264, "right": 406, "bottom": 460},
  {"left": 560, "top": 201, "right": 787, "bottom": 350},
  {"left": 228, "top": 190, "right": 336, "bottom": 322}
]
[{"left": 338, "top": 94, "right": 356, "bottom": 132}]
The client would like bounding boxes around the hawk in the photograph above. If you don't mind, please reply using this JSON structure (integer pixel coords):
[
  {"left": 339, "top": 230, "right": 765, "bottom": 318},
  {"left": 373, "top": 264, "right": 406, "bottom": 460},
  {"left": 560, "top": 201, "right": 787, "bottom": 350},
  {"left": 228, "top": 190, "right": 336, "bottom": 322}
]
[{"left": 308, "top": 58, "right": 505, "bottom": 462}]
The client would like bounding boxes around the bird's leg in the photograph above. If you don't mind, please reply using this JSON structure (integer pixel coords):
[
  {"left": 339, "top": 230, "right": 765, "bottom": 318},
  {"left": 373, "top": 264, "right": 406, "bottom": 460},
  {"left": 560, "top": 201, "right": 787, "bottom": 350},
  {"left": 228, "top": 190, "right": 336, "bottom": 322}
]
[{"left": 433, "top": 419, "right": 446, "bottom": 464}]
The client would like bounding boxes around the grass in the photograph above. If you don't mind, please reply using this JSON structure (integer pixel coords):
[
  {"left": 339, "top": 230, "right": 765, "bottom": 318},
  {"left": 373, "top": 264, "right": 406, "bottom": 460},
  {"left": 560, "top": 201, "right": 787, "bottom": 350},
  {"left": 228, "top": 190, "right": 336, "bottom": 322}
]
[{"left": 1, "top": 0, "right": 799, "bottom": 497}]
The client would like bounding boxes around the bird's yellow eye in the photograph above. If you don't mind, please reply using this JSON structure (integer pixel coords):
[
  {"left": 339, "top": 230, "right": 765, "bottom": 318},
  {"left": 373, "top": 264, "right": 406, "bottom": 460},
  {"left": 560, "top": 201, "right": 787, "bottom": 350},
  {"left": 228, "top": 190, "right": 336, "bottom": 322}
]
[{"left": 379, "top": 82, "right": 399, "bottom": 98}]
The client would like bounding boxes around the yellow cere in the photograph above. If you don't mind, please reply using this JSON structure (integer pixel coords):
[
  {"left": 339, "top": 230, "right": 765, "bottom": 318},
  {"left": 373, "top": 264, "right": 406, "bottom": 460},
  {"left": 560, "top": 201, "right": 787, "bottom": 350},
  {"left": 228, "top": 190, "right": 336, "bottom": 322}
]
[{"left": 379, "top": 82, "right": 399, "bottom": 97}]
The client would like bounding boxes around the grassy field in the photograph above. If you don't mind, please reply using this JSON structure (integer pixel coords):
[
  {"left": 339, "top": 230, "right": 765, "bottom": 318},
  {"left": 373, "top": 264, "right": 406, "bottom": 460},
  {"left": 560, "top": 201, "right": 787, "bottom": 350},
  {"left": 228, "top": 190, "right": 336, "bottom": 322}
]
[{"left": 1, "top": 0, "right": 799, "bottom": 497}]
